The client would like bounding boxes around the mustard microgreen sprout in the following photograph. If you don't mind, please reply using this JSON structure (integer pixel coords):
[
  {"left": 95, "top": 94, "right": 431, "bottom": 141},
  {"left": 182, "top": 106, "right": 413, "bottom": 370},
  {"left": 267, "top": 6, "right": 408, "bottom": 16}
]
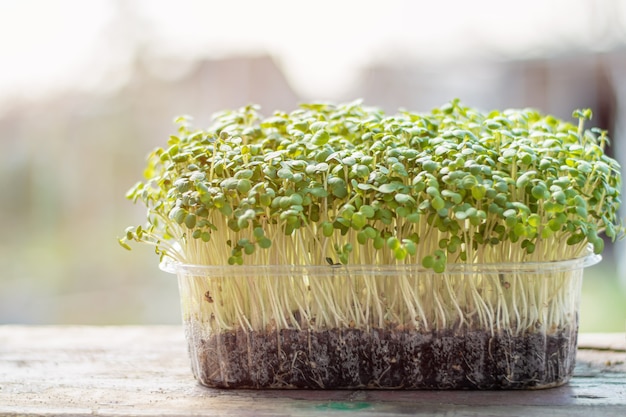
[
  {"left": 122, "top": 100, "right": 623, "bottom": 269},
  {"left": 122, "top": 99, "right": 625, "bottom": 337}
]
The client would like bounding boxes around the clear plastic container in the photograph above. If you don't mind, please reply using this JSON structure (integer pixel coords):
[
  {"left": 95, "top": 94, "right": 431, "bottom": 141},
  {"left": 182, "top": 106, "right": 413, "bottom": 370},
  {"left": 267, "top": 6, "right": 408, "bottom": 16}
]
[{"left": 161, "top": 249, "right": 600, "bottom": 389}]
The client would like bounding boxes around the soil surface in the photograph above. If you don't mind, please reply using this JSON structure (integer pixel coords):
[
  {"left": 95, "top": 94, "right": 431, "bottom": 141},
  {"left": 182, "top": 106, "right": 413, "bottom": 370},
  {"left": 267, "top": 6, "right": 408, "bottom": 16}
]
[{"left": 189, "top": 327, "right": 578, "bottom": 389}]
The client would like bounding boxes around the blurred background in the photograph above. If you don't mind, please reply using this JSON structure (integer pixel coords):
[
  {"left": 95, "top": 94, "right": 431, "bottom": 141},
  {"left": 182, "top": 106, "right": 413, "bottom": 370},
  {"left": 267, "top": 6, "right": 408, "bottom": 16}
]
[{"left": 1, "top": 0, "right": 625, "bottom": 331}]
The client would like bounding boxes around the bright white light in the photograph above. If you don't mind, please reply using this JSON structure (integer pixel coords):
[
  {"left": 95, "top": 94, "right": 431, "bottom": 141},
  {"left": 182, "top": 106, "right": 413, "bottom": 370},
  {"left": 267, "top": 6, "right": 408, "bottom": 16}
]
[
  {"left": 0, "top": 0, "right": 623, "bottom": 101},
  {"left": 0, "top": 0, "right": 114, "bottom": 99}
]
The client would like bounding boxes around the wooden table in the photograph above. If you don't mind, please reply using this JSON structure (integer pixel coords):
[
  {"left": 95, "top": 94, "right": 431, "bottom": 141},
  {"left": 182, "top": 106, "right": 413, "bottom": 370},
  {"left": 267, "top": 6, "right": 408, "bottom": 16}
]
[{"left": 1, "top": 326, "right": 624, "bottom": 416}]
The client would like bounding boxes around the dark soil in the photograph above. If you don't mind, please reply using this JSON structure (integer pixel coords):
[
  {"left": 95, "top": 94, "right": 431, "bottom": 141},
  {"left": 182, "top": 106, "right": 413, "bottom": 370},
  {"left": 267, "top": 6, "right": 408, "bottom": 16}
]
[{"left": 188, "top": 327, "right": 578, "bottom": 389}]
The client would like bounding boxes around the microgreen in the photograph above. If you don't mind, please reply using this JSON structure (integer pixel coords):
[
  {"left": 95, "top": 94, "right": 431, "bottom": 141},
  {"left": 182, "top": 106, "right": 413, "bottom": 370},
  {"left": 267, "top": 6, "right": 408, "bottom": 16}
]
[
  {"left": 124, "top": 100, "right": 624, "bottom": 336},
  {"left": 122, "top": 100, "right": 623, "bottom": 269}
]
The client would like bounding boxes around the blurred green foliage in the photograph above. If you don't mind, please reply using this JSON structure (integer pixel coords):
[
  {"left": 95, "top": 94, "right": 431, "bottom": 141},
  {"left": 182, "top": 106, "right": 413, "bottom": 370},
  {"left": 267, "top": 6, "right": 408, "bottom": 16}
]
[{"left": 580, "top": 260, "right": 626, "bottom": 332}]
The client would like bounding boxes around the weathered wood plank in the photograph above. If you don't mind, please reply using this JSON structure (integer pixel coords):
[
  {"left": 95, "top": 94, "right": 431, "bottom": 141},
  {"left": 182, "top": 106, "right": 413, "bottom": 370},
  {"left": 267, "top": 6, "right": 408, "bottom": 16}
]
[
  {"left": 578, "top": 333, "right": 626, "bottom": 351},
  {"left": 1, "top": 326, "right": 625, "bottom": 416}
]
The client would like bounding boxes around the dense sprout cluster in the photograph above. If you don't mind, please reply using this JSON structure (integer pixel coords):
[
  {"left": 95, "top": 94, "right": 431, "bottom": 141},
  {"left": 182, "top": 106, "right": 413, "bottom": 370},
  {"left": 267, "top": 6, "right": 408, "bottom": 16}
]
[{"left": 122, "top": 100, "right": 623, "bottom": 270}]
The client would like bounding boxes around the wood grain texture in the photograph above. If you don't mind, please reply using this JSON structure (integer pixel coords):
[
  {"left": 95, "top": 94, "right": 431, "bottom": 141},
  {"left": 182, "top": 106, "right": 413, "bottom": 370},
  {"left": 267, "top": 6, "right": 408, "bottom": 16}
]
[{"left": 1, "top": 325, "right": 625, "bottom": 416}]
